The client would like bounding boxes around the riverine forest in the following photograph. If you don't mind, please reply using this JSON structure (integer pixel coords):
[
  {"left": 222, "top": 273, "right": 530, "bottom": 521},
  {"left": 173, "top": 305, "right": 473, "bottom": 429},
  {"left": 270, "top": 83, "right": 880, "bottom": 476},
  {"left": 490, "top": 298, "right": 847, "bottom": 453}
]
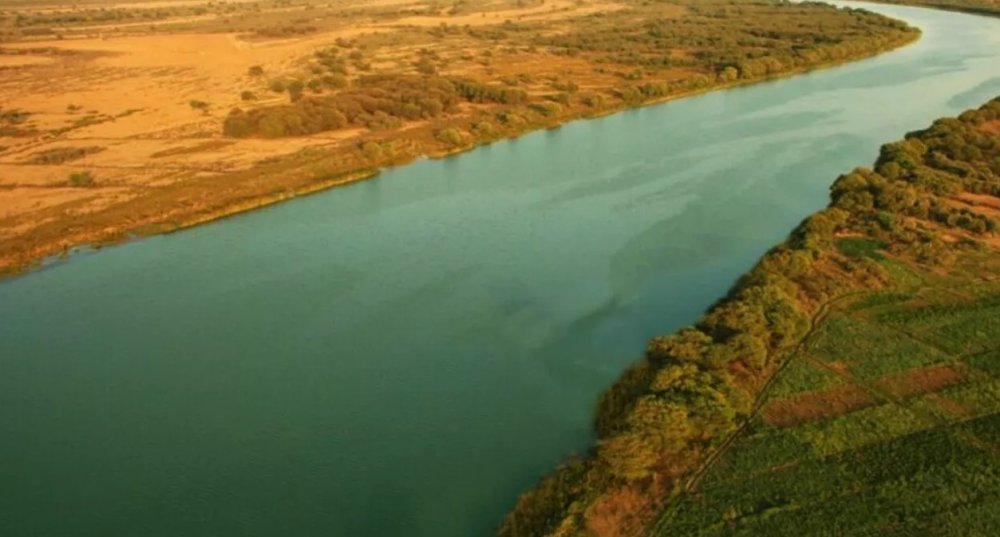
[{"left": 0, "top": 1, "right": 998, "bottom": 537}]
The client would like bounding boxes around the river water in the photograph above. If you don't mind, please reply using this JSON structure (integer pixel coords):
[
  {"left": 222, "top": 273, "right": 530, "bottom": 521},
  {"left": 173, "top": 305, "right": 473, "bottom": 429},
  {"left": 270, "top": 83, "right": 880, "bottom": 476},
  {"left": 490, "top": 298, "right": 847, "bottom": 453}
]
[{"left": 1, "top": 3, "right": 998, "bottom": 536}]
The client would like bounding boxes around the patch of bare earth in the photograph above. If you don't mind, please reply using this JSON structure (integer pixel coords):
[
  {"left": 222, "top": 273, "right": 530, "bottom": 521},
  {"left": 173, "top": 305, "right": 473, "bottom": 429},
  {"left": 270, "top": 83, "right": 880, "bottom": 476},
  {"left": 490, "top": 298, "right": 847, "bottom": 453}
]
[
  {"left": 980, "top": 119, "right": 1000, "bottom": 136},
  {"left": 873, "top": 364, "right": 968, "bottom": 399},
  {"left": 761, "top": 384, "right": 877, "bottom": 428},
  {"left": 924, "top": 393, "right": 975, "bottom": 418}
]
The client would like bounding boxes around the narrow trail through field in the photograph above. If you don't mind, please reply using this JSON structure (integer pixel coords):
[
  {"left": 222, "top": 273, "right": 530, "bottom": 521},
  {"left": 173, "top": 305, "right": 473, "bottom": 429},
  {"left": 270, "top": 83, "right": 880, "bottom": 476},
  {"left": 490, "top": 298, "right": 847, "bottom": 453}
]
[{"left": 644, "top": 288, "right": 870, "bottom": 536}]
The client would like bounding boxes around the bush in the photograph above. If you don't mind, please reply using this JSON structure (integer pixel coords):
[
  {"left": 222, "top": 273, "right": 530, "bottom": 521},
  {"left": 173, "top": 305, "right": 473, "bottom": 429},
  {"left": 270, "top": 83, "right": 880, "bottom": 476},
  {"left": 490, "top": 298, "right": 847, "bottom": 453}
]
[
  {"left": 269, "top": 80, "right": 286, "bottom": 93},
  {"left": 189, "top": 100, "right": 209, "bottom": 114},
  {"left": 28, "top": 146, "right": 103, "bottom": 165},
  {"left": 287, "top": 80, "right": 305, "bottom": 102},
  {"left": 68, "top": 170, "right": 95, "bottom": 187},
  {"left": 248, "top": 65, "right": 264, "bottom": 76},
  {"left": 435, "top": 127, "right": 464, "bottom": 147},
  {"left": 322, "top": 74, "right": 348, "bottom": 89},
  {"left": 240, "top": 90, "right": 256, "bottom": 101},
  {"left": 415, "top": 56, "right": 437, "bottom": 75}
]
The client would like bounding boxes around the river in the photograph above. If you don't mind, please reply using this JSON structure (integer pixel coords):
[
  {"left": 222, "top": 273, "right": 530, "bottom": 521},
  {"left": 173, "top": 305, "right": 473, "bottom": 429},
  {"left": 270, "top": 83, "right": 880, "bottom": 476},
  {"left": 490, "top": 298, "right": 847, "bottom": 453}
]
[{"left": 1, "top": 3, "right": 998, "bottom": 536}]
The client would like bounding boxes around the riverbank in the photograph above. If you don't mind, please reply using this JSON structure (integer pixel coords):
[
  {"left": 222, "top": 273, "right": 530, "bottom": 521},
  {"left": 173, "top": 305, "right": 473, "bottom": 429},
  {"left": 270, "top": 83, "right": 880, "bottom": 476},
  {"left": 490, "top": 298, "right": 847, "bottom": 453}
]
[
  {"left": 498, "top": 94, "right": 1000, "bottom": 537},
  {"left": 0, "top": 0, "right": 920, "bottom": 280}
]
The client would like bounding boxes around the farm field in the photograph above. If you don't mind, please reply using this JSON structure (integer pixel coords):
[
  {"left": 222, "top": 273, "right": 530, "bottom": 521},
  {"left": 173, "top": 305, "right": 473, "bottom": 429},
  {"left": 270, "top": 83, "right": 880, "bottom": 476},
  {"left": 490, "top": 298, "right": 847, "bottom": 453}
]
[
  {"left": 651, "top": 248, "right": 1000, "bottom": 536},
  {"left": 0, "top": 0, "right": 919, "bottom": 275}
]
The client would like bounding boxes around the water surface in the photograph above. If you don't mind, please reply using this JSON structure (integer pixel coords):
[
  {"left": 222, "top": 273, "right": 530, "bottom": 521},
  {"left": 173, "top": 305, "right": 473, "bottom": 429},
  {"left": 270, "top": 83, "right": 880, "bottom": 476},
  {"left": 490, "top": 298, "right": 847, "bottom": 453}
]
[{"left": 1, "top": 3, "right": 999, "bottom": 536}]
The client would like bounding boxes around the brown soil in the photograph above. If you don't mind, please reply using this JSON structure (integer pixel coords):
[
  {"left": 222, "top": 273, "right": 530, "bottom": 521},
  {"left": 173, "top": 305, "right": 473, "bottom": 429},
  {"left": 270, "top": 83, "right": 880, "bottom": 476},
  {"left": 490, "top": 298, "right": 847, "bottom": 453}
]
[
  {"left": 761, "top": 384, "right": 877, "bottom": 428},
  {"left": 924, "top": 393, "right": 975, "bottom": 418},
  {"left": 980, "top": 119, "right": 1000, "bottom": 135},
  {"left": 873, "top": 364, "right": 968, "bottom": 399},
  {"left": 955, "top": 192, "right": 1000, "bottom": 216}
]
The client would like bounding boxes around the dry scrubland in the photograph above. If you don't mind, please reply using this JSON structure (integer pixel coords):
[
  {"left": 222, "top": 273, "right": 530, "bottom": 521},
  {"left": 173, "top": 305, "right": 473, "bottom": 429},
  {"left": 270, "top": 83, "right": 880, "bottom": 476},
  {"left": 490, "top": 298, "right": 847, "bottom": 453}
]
[
  {"left": 0, "top": 0, "right": 918, "bottom": 274},
  {"left": 500, "top": 98, "right": 1000, "bottom": 537}
]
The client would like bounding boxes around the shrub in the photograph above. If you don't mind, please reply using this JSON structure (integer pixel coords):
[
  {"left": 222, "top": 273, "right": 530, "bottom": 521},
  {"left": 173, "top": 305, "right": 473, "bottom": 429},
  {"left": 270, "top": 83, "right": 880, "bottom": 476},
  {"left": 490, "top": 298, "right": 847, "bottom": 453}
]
[
  {"left": 322, "top": 74, "right": 348, "bottom": 89},
  {"left": 359, "top": 140, "right": 384, "bottom": 160},
  {"left": 240, "top": 90, "right": 256, "bottom": 101},
  {"left": 28, "top": 146, "right": 103, "bottom": 164},
  {"left": 68, "top": 170, "right": 95, "bottom": 187},
  {"left": 435, "top": 127, "right": 464, "bottom": 147},
  {"left": 269, "top": 80, "right": 286, "bottom": 93},
  {"left": 415, "top": 56, "right": 437, "bottom": 75},
  {"left": 472, "top": 121, "right": 496, "bottom": 139},
  {"left": 248, "top": 65, "right": 264, "bottom": 76},
  {"left": 287, "top": 80, "right": 305, "bottom": 102},
  {"left": 189, "top": 100, "right": 209, "bottom": 114}
]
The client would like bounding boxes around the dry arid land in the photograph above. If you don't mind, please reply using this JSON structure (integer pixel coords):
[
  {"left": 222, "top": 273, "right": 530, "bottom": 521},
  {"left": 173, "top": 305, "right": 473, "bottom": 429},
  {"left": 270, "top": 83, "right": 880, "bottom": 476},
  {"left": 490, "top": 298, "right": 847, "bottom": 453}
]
[{"left": 0, "top": 0, "right": 918, "bottom": 275}]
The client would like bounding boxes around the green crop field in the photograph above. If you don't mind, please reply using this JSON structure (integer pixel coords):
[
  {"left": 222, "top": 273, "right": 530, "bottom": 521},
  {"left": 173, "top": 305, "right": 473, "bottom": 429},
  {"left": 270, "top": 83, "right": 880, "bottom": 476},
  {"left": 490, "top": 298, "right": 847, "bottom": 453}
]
[{"left": 651, "top": 248, "right": 1000, "bottom": 536}]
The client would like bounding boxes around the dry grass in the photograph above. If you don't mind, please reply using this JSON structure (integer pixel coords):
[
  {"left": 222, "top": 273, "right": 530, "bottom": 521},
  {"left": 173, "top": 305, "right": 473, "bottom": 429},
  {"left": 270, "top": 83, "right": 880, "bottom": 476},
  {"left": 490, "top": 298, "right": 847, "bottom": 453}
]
[
  {"left": 0, "top": 0, "right": 920, "bottom": 275},
  {"left": 0, "top": 0, "right": 636, "bottom": 271}
]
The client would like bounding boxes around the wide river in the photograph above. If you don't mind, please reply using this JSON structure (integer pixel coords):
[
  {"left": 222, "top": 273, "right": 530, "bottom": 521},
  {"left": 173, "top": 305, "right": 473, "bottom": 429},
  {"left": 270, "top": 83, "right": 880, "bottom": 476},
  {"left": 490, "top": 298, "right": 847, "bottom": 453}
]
[{"left": 2, "top": 3, "right": 999, "bottom": 536}]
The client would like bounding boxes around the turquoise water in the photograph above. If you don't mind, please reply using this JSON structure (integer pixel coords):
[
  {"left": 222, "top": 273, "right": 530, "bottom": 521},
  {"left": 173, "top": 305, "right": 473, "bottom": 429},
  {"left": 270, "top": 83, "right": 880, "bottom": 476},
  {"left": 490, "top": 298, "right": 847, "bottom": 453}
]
[{"left": 1, "top": 3, "right": 999, "bottom": 536}]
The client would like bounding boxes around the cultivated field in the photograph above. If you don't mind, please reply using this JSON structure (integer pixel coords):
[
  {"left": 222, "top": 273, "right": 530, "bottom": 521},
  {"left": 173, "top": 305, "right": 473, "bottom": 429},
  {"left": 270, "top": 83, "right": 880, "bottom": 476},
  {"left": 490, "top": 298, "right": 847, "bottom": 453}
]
[
  {"left": 0, "top": 0, "right": 918, "bottom": 274},
  {"left": 654, "top": 246, "right": 1000, "bottom": 536}
]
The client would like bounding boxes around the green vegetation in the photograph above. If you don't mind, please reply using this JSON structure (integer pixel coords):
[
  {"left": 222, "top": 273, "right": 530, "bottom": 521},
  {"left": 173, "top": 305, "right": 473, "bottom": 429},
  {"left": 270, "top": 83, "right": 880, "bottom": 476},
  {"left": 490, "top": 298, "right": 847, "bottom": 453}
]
[
  {"left": 188, "top": 100, "right": 210, "bottom": 114},
  {"left": 25, "top": 146, "right": 104, "bottom": 165},
  {"left": 67, "top": 170, "right": 95, "bottom": 187},
  {"left": 223, "top": 0, "right": 918, "bottom": 143},
  {"left": 499, "top": 97, "right": 1000, "bottom": 537},
  {"left": 0, "top": 106, "right": 32, "bottom": 136},
  {"left": 653, "top": 264, "right": 1000, "bottom": 535}
]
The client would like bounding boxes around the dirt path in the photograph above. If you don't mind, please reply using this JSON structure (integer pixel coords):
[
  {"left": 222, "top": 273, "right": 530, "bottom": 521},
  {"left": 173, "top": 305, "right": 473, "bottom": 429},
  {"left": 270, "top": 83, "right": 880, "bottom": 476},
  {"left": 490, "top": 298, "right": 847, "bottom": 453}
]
[{"left": 643, "top": 289, "right": 870, "bottom": 535}]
